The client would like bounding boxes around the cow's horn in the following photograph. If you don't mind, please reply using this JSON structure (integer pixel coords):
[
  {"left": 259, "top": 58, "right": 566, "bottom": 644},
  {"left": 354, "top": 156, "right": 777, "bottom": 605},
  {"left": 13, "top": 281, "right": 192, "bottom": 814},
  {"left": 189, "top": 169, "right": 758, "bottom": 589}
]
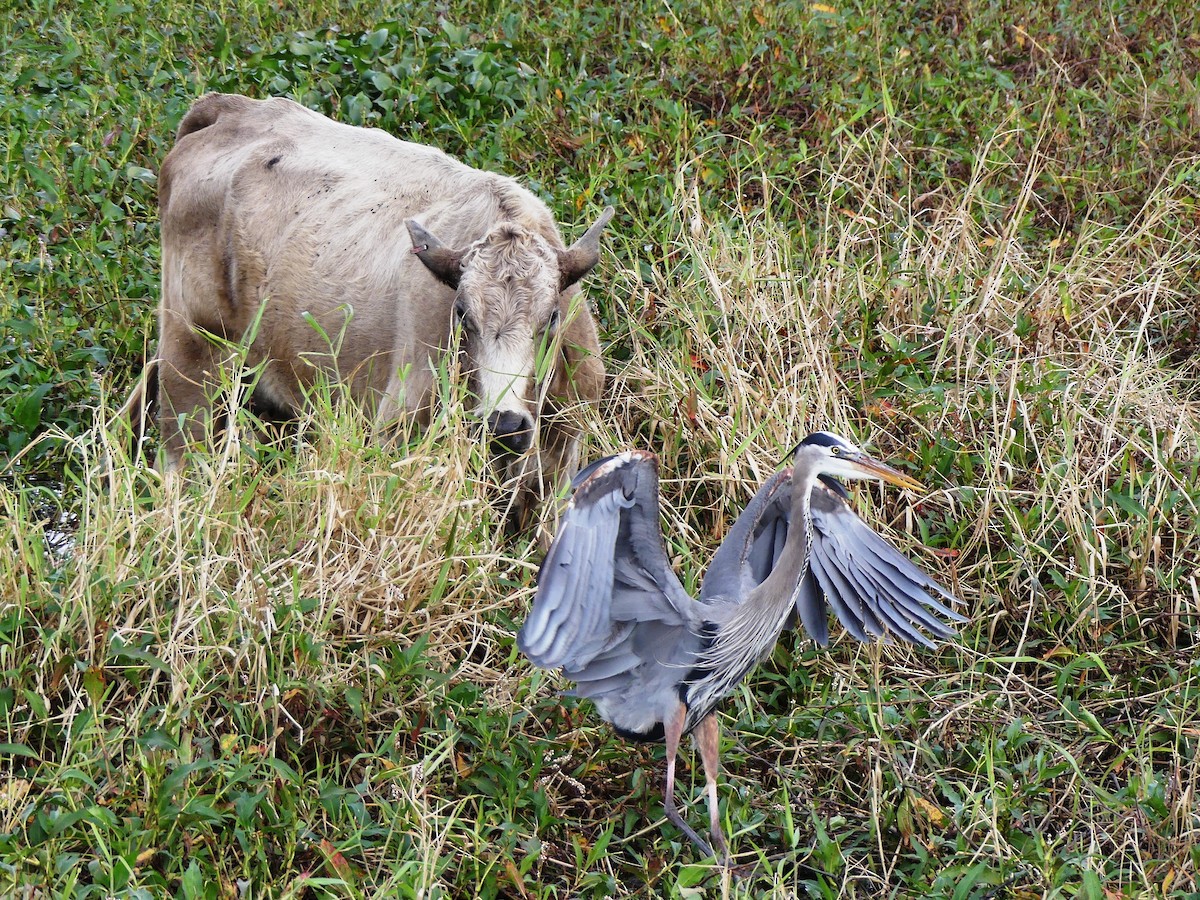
[
  {"left": 558, "top": 206, "right": 614, "bottom": 292},
  {"left": 406, "top": 219, "right": 465, "bottom": 290}
]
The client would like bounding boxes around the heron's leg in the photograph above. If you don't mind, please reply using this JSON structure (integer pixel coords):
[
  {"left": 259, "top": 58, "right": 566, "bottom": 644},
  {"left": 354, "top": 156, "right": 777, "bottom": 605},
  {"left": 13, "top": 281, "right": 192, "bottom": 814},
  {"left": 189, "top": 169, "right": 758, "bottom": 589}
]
[
  {"left": 663, "top": 701, "right": 715, "bottom": 859},
  {"left": 694, "top": 712, "right": 731, "bottom": 865}
]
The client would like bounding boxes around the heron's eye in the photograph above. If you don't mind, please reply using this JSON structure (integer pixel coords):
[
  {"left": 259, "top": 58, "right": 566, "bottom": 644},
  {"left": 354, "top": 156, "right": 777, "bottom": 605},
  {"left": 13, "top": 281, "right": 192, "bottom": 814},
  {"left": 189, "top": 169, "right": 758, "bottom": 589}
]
[{"left": 830, "top": 446, "right": 841, "bottom": 456}]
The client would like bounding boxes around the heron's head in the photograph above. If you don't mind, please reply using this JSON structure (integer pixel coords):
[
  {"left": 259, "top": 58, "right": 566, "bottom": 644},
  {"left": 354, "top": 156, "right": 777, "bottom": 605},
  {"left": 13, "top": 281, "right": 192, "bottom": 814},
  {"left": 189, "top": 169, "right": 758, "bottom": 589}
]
[{"left": 790, "top": 431, "right": 924, "bottom": 491}]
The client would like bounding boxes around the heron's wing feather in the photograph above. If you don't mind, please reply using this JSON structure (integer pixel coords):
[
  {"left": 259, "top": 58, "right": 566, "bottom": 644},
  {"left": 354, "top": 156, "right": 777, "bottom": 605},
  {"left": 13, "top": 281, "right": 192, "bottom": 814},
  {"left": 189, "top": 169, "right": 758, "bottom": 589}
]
[
  {"left": 815, "top": 524, "right": 936, "bottom": 644},
  {"left": 794, "top": 574, "right": 830, "bottom": 646},
  {"left": 847, "top": 546, "right": 965, "bottom": 635},
  {"left": 698, "top": 469, "right": 793, "bottom": 603},
  {"left": 847, "top": 525, "right": 963, "bottom": 610},
  {"left": 818, "top": 536, "right": 931, "bottom": 646},
  {"left": 518, "top": 451, "right": 698, "bottom": 678},
  {"left": 808, "top": 551, "right": 875, "bottom": 641},
  {"left": 804, "top": 483, "right": 965, "bottom": 645}
]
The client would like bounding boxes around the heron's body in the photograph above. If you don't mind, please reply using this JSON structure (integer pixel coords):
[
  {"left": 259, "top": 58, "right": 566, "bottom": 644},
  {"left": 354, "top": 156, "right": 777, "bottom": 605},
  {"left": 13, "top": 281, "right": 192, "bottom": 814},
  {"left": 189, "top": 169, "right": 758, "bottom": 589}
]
[{"left": 517, "top": 432, "right": 965, "bottom": 862}]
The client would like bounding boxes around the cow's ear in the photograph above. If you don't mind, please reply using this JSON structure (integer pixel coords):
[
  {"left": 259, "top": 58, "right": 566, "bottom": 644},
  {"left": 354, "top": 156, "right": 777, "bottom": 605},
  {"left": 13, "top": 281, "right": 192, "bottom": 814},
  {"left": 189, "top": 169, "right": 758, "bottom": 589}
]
[
  {"left": 406, "top": 219, "right": 464, "bottom": 290},
  {"left": 557, "top": 206, "right": 614, "bottom": 292}
]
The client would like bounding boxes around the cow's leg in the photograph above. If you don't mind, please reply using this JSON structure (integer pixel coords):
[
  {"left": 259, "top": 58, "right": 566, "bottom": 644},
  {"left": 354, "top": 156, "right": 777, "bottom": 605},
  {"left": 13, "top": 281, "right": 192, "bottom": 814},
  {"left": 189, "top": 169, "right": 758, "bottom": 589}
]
[
  {"left": 155, "top": 326, "right": 230, "bottom": 470},
  {"left": 506, "top": 408, "right": 581, "bottom": 543},
  {"left": 375, "top": 358, "right": 434, "bottom": 441}
]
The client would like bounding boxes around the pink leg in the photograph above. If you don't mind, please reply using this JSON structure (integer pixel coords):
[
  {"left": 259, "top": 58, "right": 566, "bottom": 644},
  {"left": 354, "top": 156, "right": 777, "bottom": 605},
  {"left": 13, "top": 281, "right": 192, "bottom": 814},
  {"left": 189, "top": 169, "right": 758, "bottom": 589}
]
[
  {"left": 695, "top": 712, "right": 731, "bottom": 865},
  {"left": 662, "top": 702, "right": 716, "bottom": 858}
]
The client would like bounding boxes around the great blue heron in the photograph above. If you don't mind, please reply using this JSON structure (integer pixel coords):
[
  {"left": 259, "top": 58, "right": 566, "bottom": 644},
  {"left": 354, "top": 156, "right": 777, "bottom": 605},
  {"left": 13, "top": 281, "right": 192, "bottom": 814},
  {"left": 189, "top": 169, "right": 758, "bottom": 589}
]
[{"left": 517, "top": 431, "right": 965, "bottom": 862}]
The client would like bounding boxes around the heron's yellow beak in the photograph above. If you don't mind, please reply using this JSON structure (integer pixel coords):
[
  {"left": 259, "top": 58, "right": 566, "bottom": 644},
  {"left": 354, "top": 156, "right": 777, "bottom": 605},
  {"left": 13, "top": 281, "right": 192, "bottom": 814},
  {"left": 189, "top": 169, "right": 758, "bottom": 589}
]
[{"left": 849, "top": 454, "right": 925, "bottom": 492}]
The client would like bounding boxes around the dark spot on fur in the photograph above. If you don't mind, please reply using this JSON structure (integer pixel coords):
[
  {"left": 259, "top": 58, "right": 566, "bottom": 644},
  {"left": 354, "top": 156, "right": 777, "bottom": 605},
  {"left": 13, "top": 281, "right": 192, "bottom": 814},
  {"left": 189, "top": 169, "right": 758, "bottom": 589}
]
[{"left": 266, "top": 155, "right": 282, "bottom": 169}]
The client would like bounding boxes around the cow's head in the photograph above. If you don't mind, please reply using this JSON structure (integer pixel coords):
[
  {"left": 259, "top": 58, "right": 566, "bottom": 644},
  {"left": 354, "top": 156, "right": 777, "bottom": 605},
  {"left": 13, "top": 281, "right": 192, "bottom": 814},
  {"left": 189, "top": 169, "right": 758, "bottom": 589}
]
[{"left": 406, "top": 207, "right": 613, "bottom": 456}]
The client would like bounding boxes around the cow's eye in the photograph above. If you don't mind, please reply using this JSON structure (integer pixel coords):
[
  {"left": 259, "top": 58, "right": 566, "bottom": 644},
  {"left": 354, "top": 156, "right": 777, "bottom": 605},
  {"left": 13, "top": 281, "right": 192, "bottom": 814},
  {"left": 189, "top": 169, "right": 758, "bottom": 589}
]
[
  {"left": 545, "top": 308, "right": 561, "bottom": 334},
  {"left": 453, "top": 299, "right": 475, "bottom": 334}
]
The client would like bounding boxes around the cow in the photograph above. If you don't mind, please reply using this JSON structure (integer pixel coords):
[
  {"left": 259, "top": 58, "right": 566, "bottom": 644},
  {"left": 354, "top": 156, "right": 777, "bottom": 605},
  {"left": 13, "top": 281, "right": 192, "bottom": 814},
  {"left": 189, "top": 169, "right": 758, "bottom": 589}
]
[{"left": 123, "top": 92, "right": 611, "bottom": 530}]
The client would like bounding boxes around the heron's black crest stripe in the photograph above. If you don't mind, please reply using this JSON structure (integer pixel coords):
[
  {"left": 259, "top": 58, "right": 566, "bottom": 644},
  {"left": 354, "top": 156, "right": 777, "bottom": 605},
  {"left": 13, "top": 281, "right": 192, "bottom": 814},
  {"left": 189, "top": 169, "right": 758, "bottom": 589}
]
[
  {"left": 783, "top": 430, "right": 852, "bottom": 463},
  {"left": 799, "top": 431, "right": 844, "bottom": 449}
]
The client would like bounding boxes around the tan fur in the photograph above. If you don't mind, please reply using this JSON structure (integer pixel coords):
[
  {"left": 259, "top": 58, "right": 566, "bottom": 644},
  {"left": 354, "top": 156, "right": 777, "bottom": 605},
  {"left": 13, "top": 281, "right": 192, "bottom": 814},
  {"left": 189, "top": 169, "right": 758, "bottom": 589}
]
[{"left": 140, "top": 92, "right": 608, "bottom": 524}]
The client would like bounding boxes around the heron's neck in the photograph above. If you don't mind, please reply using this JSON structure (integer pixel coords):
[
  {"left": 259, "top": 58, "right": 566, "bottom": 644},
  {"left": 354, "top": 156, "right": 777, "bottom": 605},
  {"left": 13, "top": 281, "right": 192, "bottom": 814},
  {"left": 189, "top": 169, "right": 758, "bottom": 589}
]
[
  {"left": 693, "top": 466, "right": 815, "bottom": 684},
  {"left": 745, "top": 464, "right": 814, "bottom": 623}
]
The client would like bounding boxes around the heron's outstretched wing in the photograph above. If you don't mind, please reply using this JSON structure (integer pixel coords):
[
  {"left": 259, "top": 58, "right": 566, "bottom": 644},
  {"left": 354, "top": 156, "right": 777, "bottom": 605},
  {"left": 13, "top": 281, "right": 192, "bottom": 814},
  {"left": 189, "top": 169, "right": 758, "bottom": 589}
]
[
  {"left": 801, "top": 481, "right": 966, "bottom": 646},
  {"left": 730, "top": 475, "right": 966, "bottom": 647},
  {"left": 697, "top": 468, "right": 793, "bottom": 605},
  {"left": 517, "top": 451, "right": 700, "bottom": 690},
  {"left": 700, "top": 473, "right": 851, "bottom": 605}
]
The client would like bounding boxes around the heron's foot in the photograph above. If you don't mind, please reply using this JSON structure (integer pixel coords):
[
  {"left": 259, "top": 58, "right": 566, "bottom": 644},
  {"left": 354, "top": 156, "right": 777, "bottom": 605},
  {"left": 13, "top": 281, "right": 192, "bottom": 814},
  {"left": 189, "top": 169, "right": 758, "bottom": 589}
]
[
  {"left": 710, "top": 825, "right": 731, "bottom": 868},
  {"left": 664, "top": 803, "right": 716, "bottom": 859}
]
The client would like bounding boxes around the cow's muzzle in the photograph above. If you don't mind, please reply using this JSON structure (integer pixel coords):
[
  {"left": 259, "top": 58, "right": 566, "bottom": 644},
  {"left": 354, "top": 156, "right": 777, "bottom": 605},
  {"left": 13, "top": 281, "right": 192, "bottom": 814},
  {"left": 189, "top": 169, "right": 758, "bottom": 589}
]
[{"left": 487, "top": 410, "right": 533, "bottom": 455}]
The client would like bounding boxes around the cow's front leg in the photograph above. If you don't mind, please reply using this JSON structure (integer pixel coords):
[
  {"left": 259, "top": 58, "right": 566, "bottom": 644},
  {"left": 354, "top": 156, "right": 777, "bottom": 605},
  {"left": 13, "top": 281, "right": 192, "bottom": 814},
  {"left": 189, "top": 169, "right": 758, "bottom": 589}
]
[
  {"left": 507, "top": 410, "right": 582, "bottom": 545},
  {"left": 374, "top": 358, "right": 435, "bottom": 448},
  {"left": 156, "top": 326, "right": 233, "bottom": 470}
]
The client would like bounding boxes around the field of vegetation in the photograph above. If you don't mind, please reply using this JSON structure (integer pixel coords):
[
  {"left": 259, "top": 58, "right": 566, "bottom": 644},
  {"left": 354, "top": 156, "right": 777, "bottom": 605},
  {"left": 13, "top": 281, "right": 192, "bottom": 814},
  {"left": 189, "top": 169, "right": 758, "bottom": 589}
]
[{"left": 2, "top": 0, "right": 1199, "bottom": 896}]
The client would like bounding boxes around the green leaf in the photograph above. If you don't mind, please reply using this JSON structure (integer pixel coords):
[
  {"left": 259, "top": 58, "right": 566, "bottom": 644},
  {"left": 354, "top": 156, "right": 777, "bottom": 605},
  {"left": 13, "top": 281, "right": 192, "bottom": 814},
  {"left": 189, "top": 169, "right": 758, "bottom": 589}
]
[
  {"left": 365, "top": 27, "right": 391, "bottom": 51},
  {"left": 160, "top": 760, "right": 216, "bottom": 799},
  {"left": 344, "top": 685, "right": 363, "bottom": 720},
  {"left": 136, "top": 728, "right": 179, "bottom": 752},
  {"left": 108, "top": 643, "right": 170, "bottom": 672},
  {"left": 82, "top": 667, "right": 107, "bottom": 705},
  {"left": 180, "top": 860, "right": 206, "bottom": 899},
  {"left": 12, "top": 383, "right": 52, "bottom": 433},
  {"left": 178, "top": 797, "right": 226, "bottom": 824},
  {"left": 1108, "top": 490, "right": 1147, "bottom": 520},
  {"left": 0, "top": 742, "right": 39, "bottom": 759}
]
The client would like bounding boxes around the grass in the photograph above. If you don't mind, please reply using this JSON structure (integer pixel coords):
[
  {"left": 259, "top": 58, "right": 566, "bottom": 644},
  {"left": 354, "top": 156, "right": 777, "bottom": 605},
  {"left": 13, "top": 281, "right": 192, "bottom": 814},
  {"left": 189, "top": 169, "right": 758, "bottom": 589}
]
[{"left": 2, "top": 0, "right": 1200, "bottom": 896}]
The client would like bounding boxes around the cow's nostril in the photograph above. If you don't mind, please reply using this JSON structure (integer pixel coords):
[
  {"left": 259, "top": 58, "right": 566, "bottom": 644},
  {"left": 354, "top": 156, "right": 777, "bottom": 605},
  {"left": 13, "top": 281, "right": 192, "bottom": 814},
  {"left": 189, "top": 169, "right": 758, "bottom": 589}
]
[{"left": 487, "top": 410, "right": 533, "bottom": 454}]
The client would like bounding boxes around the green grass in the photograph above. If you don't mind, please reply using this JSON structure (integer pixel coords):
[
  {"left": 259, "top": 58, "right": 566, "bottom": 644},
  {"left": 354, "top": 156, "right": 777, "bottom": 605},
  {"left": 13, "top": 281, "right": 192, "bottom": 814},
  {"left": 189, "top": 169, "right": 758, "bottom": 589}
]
[{"left": 3, "top": 0, "right": 1200, "bottom": 896}]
